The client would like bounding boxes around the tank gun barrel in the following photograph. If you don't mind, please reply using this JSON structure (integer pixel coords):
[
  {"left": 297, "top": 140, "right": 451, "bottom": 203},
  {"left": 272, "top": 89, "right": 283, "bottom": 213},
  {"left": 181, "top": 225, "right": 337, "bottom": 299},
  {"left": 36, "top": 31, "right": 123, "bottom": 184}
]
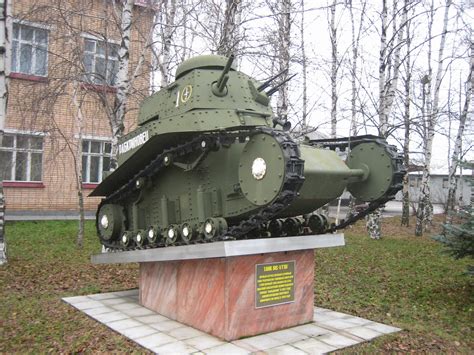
[
  {"left": 257, "top": 68, "right": 289, "bottom": 91},
  {"left": 213, "top": 54, "right": 235, "bottom": 95},
  {"left": 266, "top": 73, "right": 297, "bottom": 96}
]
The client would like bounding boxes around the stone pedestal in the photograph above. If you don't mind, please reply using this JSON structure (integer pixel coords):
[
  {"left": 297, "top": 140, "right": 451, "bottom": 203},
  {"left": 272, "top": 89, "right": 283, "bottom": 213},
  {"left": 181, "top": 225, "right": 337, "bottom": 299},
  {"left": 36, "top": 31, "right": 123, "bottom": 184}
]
[
  {"left": 139, "top": 250, "right": 314, "bottom": 341},
  {"left": 92, "top": 234, "right": 345, "bottom": 341}
]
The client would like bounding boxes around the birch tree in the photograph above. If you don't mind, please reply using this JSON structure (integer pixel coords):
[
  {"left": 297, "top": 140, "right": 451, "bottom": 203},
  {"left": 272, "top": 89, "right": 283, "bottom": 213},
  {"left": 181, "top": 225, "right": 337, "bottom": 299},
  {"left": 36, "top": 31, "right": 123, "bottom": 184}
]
[
  {"left": 0, "top": 0, "right": 11, "bottom": 264},
  {"left": 401, "top": 0, "right": 413, "bottom": 227},
  {"left": 367, "top": 0, "right": 407, "bottom": 239},
  {"left": 299, "top": 0, "right": 308, "bottom": 132},
  {"left": 415, "top": 0, "right": 452, "bottom": 236},
  {"left": 216, "top": 0, "right": 243, "bottom": 56},
  {"left": 446, "top": 42, "right": 472, "bottom": 220},
  {"left": 156, "top": 0, "right": 176, "bottom": 88},
  {"left": 276, "top": 0, "right": 292, "bottom": 120},
  {"left": 329, "top": 0, "right": 337, "bottom": 138}
]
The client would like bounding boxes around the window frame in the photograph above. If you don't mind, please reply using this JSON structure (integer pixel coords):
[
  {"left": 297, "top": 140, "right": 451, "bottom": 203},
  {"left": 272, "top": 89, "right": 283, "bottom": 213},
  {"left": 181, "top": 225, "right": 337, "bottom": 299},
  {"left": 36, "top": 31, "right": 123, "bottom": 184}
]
[
  {"left": 82, "top": 34, "right": 120, "bottom": 87},
  {"left": 0, "top": 132, "right": 44, "bottom": 182},
  {"left": 11, "top": 22, "right": 49, "bottom": 77},
  {"left": 81, "top": 139, "right": 113, "bottom": 184}
]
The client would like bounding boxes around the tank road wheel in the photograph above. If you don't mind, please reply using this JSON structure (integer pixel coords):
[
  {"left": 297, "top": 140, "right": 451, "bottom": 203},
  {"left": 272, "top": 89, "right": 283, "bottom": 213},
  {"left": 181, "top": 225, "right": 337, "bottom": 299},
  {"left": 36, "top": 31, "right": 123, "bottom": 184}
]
[
  {"left": 179, "top": 223, "right": 195, "bottom": 244},
  {"left": 146, "top": 226, "right": 161, "bottom": 245},
  {"left": 165, "top": 225, "right": 179, "bottom": 246},
  {"left": 238, "top": 133, "right": 287, "bottom": 206},
  {"left": 134, "top": 229, "right": 146, "bottom": 248},
  {"left": 120, "top": 232, "right": 132, "bottom": 248},
  {"left": 202, "top": 218, "right": 228, "bottom": 241},
  {"left": 97, "top": 204, "right": 124, "bottom": 243}
]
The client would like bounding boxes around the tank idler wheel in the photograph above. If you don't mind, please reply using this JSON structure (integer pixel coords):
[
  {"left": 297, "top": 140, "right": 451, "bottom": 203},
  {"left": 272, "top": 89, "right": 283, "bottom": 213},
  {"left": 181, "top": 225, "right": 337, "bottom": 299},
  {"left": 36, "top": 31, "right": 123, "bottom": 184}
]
[
  {"left": 133, "top": 229, "right": 146, "bottom": 248},
  {"left": 120, "top": 232, "right": 132, "bottom": 249},
  {"left": 179, "top": 223, "right": 195, "bottom": 244},
  {"left": 165, "top": 225, "right": 179, "bottom": 246},
  {"left": 202, "top": 218, "right": 228, "bottom": 241},
  {"left": 146, "top": 225, "right": 162, "bottom": 246}
]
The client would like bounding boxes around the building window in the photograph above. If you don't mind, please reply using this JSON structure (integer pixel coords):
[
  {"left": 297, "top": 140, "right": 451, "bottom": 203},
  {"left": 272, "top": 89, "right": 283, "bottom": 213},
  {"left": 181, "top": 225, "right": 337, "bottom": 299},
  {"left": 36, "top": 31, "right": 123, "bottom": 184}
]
[
  {"left": 12, "top": 23, "right": 49, "bottom": 76},
  {"left": 442, "top": 178, "right": 449, "bottom": 189},
  {"left": 82, "top": 140, "right": 112, "bottom": 183},
  {"left": 0, "top": 134, "right": 43, "bottom": 181},
  {"left": 83, "top": 38, "right": 119, "bottom": 86}
]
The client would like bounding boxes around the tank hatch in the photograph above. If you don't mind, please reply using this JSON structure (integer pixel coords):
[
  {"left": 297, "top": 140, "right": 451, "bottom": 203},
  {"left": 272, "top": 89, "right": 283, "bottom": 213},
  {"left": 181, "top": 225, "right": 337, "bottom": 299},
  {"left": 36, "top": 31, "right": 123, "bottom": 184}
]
[{"left": 175, "top": 55, "right": 237, "bottom": 79}]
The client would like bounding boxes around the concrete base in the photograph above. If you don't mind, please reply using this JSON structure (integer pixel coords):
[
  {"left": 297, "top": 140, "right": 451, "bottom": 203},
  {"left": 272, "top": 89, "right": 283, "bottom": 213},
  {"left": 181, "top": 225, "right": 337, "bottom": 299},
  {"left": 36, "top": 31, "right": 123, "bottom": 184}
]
[
  {"left": 63, "top": 289, "right": 402, "bottom": 354},
  {"left": 139, "top": 250, "right": 314, "bottom": 341}
]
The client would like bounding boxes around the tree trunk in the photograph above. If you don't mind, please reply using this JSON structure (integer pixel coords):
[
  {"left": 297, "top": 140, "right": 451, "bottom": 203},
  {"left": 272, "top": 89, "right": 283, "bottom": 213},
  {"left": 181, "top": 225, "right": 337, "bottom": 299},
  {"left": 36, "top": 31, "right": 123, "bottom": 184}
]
[
  {"left": 416, "top": 0, "right": 452, "bottom": 235},
  {"left": 1, "top": 0, "right": 12, "bottom": 145},
  {"left": 446, "top": 45, "right": 472, "bottom": 222},
  {"left": 217, "top": 0, "right": 242, "bottom": 56},
  {"left": 110, "top": 0, "right": 135, "bottom": 170},
  {"left": 71, "top": 81, "right": 85, "bottom": 248},
  {"left": 330, "top": 0, "right": 337, "bottom": 138},
  {"left": 401, "top": 0, "right": 411, "bottom": 227},
  {"left": 0, "top": 0, "right": 12, "bottom": 264},
  {"left": 159, "top": 0, "right": 176, "bottom": 88},
  {"left": 377, "top": 0, "right": 388, "bottom": 136},
  {"left": 300, "top": 0, "right": 307, "bottom": 132},
  {"left": 276, "top": 0, "right": 291, "bottom": 120}
]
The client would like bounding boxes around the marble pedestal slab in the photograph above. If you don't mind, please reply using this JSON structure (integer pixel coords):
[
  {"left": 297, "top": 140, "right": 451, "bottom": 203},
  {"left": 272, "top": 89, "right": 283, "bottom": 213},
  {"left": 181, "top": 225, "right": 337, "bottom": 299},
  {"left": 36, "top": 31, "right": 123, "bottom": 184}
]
[
  {"left": 92, "top": 234, "right": 345, "bottom": 342},
  {"left": 139, "top": 250, "right": 314, "bottom": 341}
]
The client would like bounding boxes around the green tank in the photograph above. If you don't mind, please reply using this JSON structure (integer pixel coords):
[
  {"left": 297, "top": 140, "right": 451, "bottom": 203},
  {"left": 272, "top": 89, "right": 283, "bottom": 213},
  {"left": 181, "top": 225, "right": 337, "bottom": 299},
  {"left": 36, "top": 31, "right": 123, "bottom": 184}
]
[{"left": 91, "top": 54, "right": 404, "bottom": 250}]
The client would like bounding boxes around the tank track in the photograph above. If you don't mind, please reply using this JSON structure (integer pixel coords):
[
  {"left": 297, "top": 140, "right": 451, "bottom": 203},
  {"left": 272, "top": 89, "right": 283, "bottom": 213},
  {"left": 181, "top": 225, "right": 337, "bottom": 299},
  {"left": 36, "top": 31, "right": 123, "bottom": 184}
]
[
  {"left": 97, "top": 127, "right": 305, "bottom": 251},
  {"left": 308, "top": 135, "right": 405, "bottom": 233}
]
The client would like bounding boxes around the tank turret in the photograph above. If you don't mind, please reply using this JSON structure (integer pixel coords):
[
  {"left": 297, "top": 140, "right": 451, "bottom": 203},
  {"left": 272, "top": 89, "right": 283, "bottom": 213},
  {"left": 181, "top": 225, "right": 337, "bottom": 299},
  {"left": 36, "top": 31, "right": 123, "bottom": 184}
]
[{"left": 91, "top": 55, "right": 404, "bottom": 250}]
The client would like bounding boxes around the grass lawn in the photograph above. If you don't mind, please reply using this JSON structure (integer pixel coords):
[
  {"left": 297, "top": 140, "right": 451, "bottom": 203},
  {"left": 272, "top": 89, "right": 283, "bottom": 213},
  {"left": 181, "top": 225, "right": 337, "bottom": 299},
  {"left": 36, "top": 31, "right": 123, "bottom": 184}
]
[{"left": 1, "top": 217, "right": 473, "bottom": 353}]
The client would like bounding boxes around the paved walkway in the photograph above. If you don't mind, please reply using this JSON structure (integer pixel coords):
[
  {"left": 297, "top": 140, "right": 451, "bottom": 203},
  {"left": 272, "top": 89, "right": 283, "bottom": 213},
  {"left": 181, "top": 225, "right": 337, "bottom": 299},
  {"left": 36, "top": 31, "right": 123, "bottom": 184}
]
[{"left": 63, "top": 289, "right": 400, "bottom": 354}]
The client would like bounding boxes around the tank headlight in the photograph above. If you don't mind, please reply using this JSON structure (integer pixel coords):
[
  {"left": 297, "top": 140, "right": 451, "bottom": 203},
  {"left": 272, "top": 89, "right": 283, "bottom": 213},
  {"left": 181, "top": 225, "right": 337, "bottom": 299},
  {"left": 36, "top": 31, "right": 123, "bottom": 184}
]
[
  {"left": 251, "top": 157, "right": 267, "bottom": 180},
  {"left": 182, "top": 226, "right": 190, "bottom": 237},
  {"left": 205, "top": 222, "right": 213, "bottom": 234},
  {"left": 100, "top": 215, "right": 109, "bottom": 229}
]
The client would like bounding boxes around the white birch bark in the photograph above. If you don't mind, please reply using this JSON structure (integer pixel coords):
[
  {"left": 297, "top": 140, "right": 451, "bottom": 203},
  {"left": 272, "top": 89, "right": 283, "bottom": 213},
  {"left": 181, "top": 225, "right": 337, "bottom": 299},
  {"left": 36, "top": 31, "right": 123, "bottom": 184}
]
[
  {"left": 300, "top": 0, "right": 307, "bottom": 132},
  {"left": 401, "top": 0, "right": 411, "bottom": 227},
  {"left": 0, "top": 0, "right": 12, "bottom": 143},
  {"left": 378, "top": 0, "right": 389, "bottom": 136},
  {"left": 159, "top": 0, "right": 176, "bottom": 88},
  {"left": 416, "top": 0, "right": 452, "bottom": 235},
  {"left": 110, "top": 0, "right": 135, "bottom": 169},
  {"left": 330, "top": 0, "right": 337, "bottom": 138},
  {"left": 276, "top": 0, "right": 291, "bottom": 120},
  {"left": 0, "top": 0, "right": 12, "bottom": 264},
  {"left": 217, "top": 0, "right": 242, "bottom": 57},
  {"left": 446, "top": 45, "right": 472, "bottom": 219}
]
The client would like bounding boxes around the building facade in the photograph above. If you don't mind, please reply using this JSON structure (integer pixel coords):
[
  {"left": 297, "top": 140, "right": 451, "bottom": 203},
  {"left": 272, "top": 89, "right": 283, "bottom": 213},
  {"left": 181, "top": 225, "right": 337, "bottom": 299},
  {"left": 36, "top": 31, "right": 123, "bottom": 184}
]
[{"left": 1, "top": 0, "right": 154, "bottom": 219}]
